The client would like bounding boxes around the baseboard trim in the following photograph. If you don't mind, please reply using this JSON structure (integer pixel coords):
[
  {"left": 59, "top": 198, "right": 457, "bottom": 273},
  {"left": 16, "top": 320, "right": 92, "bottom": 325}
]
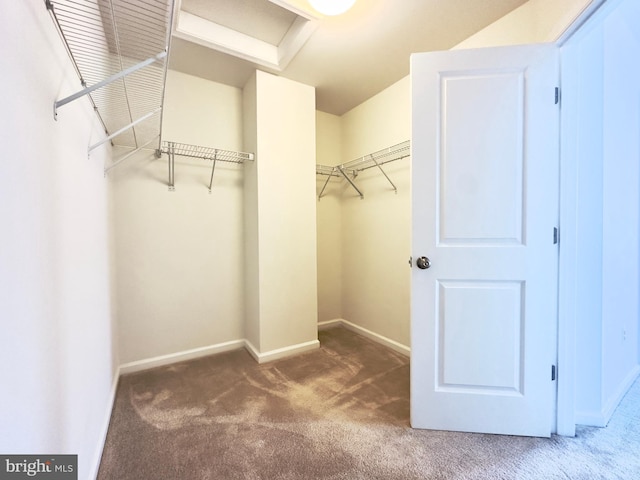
[
  {"left": 576, "top": 365, "right": 640, "bottom": 427},
  {"left": 244, "top": 339, "right": 320, "bottom": 364},
  {"left": 602, "top": 364, "right": 640, "bottom": 425},
  {"left": 318, "top": 318, "right": 411, "bottom": 357},
  {"left": 89, "top": 368, "right": 120, "bottom": 480},
  {"left": 575, "top": 409, "right": 607, "bottom": 427},
  {"left": 317, "top": 319, "right": 343, "bottom": 330},
  {"left": 119, "top": 339, "right": 246, "bottom": 375}
]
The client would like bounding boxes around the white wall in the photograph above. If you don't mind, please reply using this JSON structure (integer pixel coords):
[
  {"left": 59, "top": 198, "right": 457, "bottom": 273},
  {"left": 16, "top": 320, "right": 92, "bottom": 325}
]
[
  {"left": 600, "top": 0, "right": 640, "bottom": 411},
  {"left": 243, "top": 71, "right": 318, "bottom": 358},
  {"left": 0, "top": 2, "right": 117, "bottom": 478},
  {"left": 316, "top": 111, "right": 343, "bottom": 322},
  {"left": 455, "top": 0, "right": 594, "bottom": 49},
  {"left": 339, "top": 77, "right": 412, "bottom": 347},
  {"left": 562, "top": 0, "right": 640, "bottom": 425},
  {"left": 113, "top": 69, "right": 318, "bottom": 366},
  {"left": 111, "top": 70, "right": 245, "bottom": 364}
]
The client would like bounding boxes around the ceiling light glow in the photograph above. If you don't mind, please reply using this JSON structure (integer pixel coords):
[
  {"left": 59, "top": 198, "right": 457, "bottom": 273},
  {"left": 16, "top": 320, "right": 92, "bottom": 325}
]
[{"left": 308, "top": 0, "right": 356, "bottom": 16}]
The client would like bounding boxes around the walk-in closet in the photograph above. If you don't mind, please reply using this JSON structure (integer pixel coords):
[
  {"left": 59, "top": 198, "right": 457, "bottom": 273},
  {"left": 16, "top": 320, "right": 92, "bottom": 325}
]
[{"left": 3, "top": 0, "right": 640, "bottom": 478}]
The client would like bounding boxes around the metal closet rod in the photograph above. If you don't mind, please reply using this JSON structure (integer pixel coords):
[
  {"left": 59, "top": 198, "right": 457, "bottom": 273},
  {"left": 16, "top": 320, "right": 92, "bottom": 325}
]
[
  {"left": 316, "top": 140, "right": 410, "bottom": 200},
  {"left": 161, "top": 141, "right": 255, "bottom": 192}
]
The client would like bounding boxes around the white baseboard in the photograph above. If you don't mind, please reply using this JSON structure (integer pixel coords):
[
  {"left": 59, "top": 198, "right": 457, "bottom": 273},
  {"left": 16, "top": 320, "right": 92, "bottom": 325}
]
[
  {"left": 576, "top": 365, "right": 640, "bottom": 427},
  {"left": 575, "top": 409, "right": 607, "bottom": 427},
  {"left": 317, "top": 319, "right": 343, "bottom": 330},
  {"left": 318, "top": 318, "right": 411, "bottom": 357},
  {"left": 602, "top": 364, "right": 640, "bottom": 424},
  {"left": 89, "top": 368, "right": 120, "bottom": 480},
  {"left": 119, "top": 339, "right": 245, "bottom": 375},
  {"left": 245, "top": 339, "right": 320, "bottom": 364}
]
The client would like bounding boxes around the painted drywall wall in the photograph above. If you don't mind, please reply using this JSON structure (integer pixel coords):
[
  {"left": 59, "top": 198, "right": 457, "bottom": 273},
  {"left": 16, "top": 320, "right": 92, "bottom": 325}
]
[
  {"left": 339, "top": 77, "right": 412, "bottom": 348},
  {"left": 454, "top": 0, "right": 593, "bottom": 49},
  {"left": 111, "top": 70, "right": 245, "bottom": 364},
  {"left": 316, "top": 111, "right": 343, "bottom": 322},
  {"left": 0, "top": 2, "right": 117, "bottom": 478},
  {"left": 243, "top": 71, "right": 319, "bottom": 357},
  {"left": 560, "top": 0, "right": 640, "bottom": 426},
  {"left": 600, "top": 0, "right": 640, "bottom": 420}
]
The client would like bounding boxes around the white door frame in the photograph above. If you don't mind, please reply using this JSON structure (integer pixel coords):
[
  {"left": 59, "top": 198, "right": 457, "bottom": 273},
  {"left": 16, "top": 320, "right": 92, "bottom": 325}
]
[{"left": 555, "top": 0, "right": 607, "bottom": 436}]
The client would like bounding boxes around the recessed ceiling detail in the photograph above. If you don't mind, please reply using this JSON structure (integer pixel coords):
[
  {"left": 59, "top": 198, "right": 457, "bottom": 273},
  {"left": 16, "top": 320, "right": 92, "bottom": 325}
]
[{"left": 173, "top": 0, "right": 319, "bottom": 71}]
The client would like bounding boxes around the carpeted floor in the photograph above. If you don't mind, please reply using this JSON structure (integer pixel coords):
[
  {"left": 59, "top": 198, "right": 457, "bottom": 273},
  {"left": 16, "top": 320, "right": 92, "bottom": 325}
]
[{"left": 98, "top": 327, "right": 640, "bottom": 479}]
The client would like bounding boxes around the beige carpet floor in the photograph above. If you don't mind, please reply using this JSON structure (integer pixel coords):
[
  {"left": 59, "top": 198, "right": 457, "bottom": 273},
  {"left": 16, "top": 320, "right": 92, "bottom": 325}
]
[{"left": 98, "top": 327, "right": 640, "bottom": 479}]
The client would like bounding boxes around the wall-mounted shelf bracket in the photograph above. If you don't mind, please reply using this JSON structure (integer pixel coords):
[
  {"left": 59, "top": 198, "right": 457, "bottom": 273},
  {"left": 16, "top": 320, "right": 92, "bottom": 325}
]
[
  {"left": 316, "top": 165, "right": 340, "bottom": 200},
  {"left": 89, "top": 108, "right": 162, "bottom": 153},
  {"left": 369, "top": 154, "right": 397, "bottom": 193},
  {"left": 208, "top": 155, "right": 218, "bottom": 193},
  {"left": 161, "top": 141, "right": 255, "bottom": 192},
  {"left": 53, "top": 51, "right": 167, "bottom": 121},
  {"left": 338, "top": 166, "right": 364, "bottom": 199}
]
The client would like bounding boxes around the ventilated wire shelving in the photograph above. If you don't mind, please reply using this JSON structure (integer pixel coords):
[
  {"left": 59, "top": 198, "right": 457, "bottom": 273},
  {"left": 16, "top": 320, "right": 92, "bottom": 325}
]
[
  {"left": 316, "top": 140, "right": 410, "bottom": 199},
  {"left": 161, "top": 141, "right": 255, "bottom": 192},
  {"left": 46, "top": 0, "right": 174, "bottom": 172}
]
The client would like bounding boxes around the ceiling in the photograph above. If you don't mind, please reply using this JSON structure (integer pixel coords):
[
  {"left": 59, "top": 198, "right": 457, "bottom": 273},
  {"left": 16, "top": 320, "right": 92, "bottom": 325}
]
[{"left": 168, "top": 0, "right": 531, "bottom": 115}]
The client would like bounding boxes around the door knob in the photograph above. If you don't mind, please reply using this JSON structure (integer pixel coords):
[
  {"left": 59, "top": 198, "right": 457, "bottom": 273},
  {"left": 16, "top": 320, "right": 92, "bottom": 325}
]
[{"left": 416, "top": 256, "right": 431, "bottom": 269}]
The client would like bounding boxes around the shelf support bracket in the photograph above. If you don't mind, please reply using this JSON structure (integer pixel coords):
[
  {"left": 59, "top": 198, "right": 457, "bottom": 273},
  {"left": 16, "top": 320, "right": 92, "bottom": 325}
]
[
  {"left": 318, "top": 169, "right": 334, "bottom": 200},
  {"left": 53, "top": 51, "right": 167, "bottom": 120},
  {"left": 338, "top": 166, "right": 363, "bottom": 199},
  {"left": 89, "top": 107, "right": 161, "bottom": 153},
  {"left": 208, "top": 151, "right": 218, "bottom": 193},
  {"left": 168, "top": 142, "right": 175, "bottom": 191},
  {"left": 370, "top": 154, "right": 397, "bottom": 193}
]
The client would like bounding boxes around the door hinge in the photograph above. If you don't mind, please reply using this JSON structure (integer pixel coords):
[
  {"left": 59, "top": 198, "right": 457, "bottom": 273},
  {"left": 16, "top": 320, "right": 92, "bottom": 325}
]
[
  {"left": 553, "top": 227, "right": 559, "bottom": 245},
  {"left": 551, "top": 365, "right": 557, "bottom": 381},
  {"left": 408, "top": 256, "right": 413, "bottom": 267},
  {"left": 555, "top": 87, "right": 560, "bottom": 105}
]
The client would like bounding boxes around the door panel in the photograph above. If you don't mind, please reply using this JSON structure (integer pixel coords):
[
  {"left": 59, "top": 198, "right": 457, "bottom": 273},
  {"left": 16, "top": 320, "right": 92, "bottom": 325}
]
[
  {"left": 439, "top": 71, "right": 525, "bottom": 245},
  {"left": 411, "top": 44, "right": 559, "bottom": 437},
  {"left": 438, "top": 280, "right": 524, "bottom": 394}
]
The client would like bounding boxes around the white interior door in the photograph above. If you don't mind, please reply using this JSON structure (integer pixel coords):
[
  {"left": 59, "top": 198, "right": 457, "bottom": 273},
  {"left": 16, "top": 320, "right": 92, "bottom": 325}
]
[{"left": 410, "top": 44, "right": 560, "bottom": 437}]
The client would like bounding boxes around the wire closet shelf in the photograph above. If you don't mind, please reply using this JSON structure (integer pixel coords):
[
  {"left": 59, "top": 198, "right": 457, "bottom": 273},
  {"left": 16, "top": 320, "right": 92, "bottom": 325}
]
[
  {"left": 46, "top": 0, "right": 174, "bottom": 170},
  {"left": 161, "top": 141, "right": 255, "bottom": 192},
  {"left": 316, "top": 140, "right": 410, "bottom": 199}
]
